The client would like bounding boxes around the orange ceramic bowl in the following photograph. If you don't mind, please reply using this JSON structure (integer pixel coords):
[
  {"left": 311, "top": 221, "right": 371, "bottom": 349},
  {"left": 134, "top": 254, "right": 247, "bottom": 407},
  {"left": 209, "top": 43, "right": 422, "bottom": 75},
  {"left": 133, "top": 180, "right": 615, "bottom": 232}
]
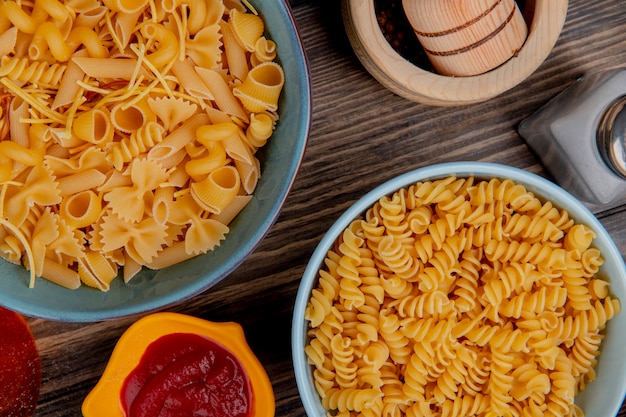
[{"left": 83, "top": 312, "right": 274, "bottom": 417}]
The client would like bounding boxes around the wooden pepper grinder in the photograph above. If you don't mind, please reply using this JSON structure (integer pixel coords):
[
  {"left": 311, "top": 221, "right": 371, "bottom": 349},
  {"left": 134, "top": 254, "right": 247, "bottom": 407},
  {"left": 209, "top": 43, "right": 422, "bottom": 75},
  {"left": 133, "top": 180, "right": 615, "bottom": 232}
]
[{"left": 402, "top": 0, "right": 528, "bottom": 76}]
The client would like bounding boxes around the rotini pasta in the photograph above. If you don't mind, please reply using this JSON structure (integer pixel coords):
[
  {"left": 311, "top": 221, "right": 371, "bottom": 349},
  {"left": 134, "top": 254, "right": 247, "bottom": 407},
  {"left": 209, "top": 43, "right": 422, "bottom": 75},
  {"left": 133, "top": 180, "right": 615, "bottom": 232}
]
[
  {"left": 304, "top": 176, "right": 621, "bottom": 417},
  {"left": 0, "top": 0, "right": 285, "bottom": 290}
]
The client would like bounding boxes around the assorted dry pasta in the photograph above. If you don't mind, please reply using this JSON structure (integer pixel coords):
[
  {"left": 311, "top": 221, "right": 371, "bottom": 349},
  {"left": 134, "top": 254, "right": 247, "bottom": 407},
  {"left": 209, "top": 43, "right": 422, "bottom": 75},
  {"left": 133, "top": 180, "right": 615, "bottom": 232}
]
[
  {"left": 0, "top": 0, "right": 285, "bottom": 290},
  {"left": 304, "top": 176, "right": 621, "bottom": 417}
]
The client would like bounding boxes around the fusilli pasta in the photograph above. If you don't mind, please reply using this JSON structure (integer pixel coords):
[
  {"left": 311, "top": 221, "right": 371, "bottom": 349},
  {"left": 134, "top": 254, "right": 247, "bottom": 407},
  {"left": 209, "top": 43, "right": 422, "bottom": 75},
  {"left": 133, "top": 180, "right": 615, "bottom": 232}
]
[{"left": 304, "top": 176, "right": 621, "bottom": 417}]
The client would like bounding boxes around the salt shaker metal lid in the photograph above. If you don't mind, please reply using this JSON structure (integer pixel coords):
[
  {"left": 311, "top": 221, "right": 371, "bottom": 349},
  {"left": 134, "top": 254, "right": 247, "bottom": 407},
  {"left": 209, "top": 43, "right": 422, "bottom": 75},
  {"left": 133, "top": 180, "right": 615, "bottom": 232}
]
[{"left": 597, "top": 95, "right": 626, "bottom": 180}]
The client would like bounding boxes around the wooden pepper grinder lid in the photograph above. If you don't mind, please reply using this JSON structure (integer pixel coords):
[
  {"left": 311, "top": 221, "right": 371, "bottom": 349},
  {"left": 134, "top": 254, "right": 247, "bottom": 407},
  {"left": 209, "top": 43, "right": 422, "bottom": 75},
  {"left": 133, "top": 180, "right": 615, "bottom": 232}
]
[{"left": 402, "top": 0, "right": 528, "bottom": 76}]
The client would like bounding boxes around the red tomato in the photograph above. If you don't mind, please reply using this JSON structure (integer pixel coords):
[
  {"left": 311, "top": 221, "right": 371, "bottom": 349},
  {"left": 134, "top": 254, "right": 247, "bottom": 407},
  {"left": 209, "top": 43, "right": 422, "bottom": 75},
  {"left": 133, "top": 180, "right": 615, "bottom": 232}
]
[{"left": 0, "top": 307, "right": 41, "bottom": 417}]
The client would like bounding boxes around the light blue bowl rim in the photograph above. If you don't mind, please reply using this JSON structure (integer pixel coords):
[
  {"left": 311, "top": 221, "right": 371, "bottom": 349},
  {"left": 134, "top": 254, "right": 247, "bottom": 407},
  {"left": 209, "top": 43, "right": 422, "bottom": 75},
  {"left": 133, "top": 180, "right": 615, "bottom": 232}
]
[
  {"left": 0, "top": 0, "right": 311, "bottom": 322},
  {"left": 291, "top": 161, "right": 626, "bottom": 417}
]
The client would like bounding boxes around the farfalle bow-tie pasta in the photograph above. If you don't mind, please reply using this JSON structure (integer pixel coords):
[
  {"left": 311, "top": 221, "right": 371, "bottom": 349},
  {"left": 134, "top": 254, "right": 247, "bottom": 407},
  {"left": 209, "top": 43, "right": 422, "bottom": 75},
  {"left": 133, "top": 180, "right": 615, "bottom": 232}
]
[
  {"left": 0, "top": 0, "right": 285, "bottom": 290},
  {"left": 304, "top": 176, "right": 621, "bottom": 417}
]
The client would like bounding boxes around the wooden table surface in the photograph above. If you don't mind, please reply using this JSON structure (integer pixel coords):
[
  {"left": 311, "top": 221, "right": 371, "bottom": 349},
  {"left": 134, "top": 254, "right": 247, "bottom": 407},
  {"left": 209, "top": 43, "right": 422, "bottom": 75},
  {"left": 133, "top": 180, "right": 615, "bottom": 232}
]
[{"left": 27, "top": 0, "right": 626, "bottom": 415}]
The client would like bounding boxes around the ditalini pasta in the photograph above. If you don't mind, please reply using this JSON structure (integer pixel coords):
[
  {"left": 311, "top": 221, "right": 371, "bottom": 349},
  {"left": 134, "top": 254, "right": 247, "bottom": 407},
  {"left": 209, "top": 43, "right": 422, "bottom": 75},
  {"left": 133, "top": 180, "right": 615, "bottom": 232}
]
[
  {"left": 304, "top": 176, "right": 621, "bottom": 417},
  {"left": 0, "top": 0, "right": 284, "bottom": 290}
]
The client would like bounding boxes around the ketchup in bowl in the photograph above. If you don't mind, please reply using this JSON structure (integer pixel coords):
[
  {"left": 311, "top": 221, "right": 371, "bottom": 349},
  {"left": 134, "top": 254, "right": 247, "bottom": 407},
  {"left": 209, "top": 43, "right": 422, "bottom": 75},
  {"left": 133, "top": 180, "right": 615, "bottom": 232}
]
[
  {"left": 82, "top": 313, "right": 274, "bottom": 417},
  {"left": 121, "top": 333, "right": 252, "bottom": 417}
]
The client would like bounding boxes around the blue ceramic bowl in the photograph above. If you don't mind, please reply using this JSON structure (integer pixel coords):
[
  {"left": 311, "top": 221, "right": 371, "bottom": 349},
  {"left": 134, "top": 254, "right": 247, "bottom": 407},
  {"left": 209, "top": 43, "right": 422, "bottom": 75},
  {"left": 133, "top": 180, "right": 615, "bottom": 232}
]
[
  {"left": 0, "top": 0, "right": 311, "bottom": 322},
  {"left": 292, "top": 162, "right": 626, "bottom": 417}
]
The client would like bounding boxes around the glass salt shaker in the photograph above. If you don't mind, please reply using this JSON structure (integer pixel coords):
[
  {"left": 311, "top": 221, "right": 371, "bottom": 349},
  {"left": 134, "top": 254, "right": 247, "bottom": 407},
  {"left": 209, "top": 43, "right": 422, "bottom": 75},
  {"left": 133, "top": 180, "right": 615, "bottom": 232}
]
[{"left": 518, "top": 68, "right": 626, "bottom": 205}]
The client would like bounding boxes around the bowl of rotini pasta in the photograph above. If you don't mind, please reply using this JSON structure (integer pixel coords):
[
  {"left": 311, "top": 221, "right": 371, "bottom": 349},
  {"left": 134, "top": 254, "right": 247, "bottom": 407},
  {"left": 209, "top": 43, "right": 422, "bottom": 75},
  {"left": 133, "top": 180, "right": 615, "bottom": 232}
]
[
  {"left": 0, "top": 0, "right": 310, "bottom": 321},
  {"left": 292, "top": 162, "right": 626, "bottom": 417}
]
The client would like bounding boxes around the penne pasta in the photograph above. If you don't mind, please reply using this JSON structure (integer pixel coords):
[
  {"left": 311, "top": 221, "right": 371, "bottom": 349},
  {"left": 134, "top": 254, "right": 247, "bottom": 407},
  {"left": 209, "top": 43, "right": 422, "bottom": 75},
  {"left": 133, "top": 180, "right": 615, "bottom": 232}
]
[
  {"left": 56, "top": 169, "right": 107, "bottom": 196},
  {"left": 0, "top": 27, "right": 18, "bottom": 58},
  {"left": 70, "top": 57, "right": 153, "bottom": 80},
  {"left": 195, "top": 67, "right": 249, "bottom": 122},
  {"left": 220, "top": 20, "right": 249, "bottom": 81},
  {"left": 170, "top": 59, "right": 215, "bottom": 101}
]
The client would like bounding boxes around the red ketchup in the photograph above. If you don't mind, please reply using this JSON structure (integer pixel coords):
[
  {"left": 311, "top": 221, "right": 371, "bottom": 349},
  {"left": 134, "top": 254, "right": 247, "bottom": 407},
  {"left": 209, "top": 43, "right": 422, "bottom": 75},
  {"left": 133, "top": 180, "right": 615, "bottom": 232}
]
[
  {"left": 0, "top": 307, "right": 41, "bottom": 417},
  {"left": 121, "top": 333, "right": 252, "bottom": 417}
]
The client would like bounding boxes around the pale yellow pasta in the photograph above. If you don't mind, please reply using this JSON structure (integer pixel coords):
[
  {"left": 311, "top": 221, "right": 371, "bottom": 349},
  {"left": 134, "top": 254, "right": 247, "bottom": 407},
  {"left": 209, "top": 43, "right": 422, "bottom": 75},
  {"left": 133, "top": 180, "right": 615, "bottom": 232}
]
[
  {"left": 41, "top": 258, "right": 81, "bottom": 289},
  {"left": 0, "top": 0, "right": 284, "bottom": 290},
  {"left": 251, "top": 36, "right": 278, "bottom": 66},
  {"left": 233, "top": 62, "right": 285, "bottom": 113},
  {"left": 148, "top": 113, "right": 211, "bottom": 161},
  {"left": 103, "top": 0, "right": 148, "bottom": 13},
  {"left": 190, "top": 165, "right": 240, "bottom": 214},
  {"left": 147, "top": 96, "right": 199, "bottom": 131},
  {"left": 60, "top": 190, "right": 102, "bottom": 229},
  {"left": 0, "top": 2, "right": 39, "bottom": 34},
  {"left": 52, "top": 50, "right": 87, "bottom": 110},
  {"left": 109, "top": 9, "right": 142, "bottom": 50},
  {"left": 170, "top": 59, "right": 215, "bottom": 101},
  {"left": 186, "top": 24, "right": 223, "bottom": 70},
  {"left": 0, "top": 27, "right": 18, "bottom": 58},
  {"left": 122, "top": 252, "right": 142, "bottom": 283},
  {"left": 29, "top": 22, "right": 109, "bottom": 62},
  {"left": 73, "top": 107, "right": 114, "bottom": 145},
  {"left": 211, "top": 194, "right": 252, "bottom": 225},
  {"left": 56, "top": 168, "right": 106, "bottom": 197},
  {"left": 229, "top": 8, "right": 264, "bottom": 52},
  {"left": 221, "top": 20, "right": 249, "bottom": 81},
  {"left": 9, "top": 98, "right": 30, "bottom": 147},
  {"left": 185, "top": 141, "right": 228, "bottom": 179},
  {"left": 77, "top": 250, "right": 117, "bottom": 291},
  {"left": 70, "top": 57, "right": 153, "bottom": 80},
  {"left": 305, "top": 177, "right": 621, "bottom": 417},
  {"left": 195, "top": 67, "right": 249, "bottom": 121},
  {"left": 0, "top": 56, "right": 66, "bottom": 88},
  {"left": 222, "top": 126, "right": 254, "bottom": 165},
  {"left": 245, "top": 112, "right": 275, "bottom": 149},
  {"left": 235, "top": 157, "right": 260, "bottom": 194},
  {"left": 74, "top": 4, "right": 107, "bottom": 28}
]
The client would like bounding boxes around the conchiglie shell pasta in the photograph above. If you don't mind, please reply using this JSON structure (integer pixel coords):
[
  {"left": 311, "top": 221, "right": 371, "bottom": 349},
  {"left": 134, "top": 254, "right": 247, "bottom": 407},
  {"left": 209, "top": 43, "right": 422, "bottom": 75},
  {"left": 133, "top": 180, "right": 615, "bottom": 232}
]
[
  {"left": 229, "top": 8, "right": 264, "bottom": 52},
  {"left": 73, "top": 108, "right": 114, "bottom": 145},
  {"left": 190, "top": 165, "right": 240, "bottom": 214},
  {"left": 233, "top": 62, "right": 285, "bottom": 112},
  {"left": 78, "top": 251, "right": 118, "bottom": 291}
]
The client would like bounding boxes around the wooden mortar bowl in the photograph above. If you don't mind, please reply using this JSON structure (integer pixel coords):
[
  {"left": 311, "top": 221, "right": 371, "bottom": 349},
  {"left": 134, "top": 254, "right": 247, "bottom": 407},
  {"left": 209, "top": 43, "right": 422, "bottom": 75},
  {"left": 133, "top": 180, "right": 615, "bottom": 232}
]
[{"left": 342, "top": 0, "right": 568, "bottom": 106}]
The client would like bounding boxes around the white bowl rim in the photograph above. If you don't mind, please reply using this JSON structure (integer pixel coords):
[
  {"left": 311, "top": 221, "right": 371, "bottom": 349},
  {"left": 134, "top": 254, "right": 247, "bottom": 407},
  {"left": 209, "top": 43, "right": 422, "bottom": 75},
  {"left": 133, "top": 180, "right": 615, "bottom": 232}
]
[{"left": 291, "top": 161, "right": 626, "bottom": 417}]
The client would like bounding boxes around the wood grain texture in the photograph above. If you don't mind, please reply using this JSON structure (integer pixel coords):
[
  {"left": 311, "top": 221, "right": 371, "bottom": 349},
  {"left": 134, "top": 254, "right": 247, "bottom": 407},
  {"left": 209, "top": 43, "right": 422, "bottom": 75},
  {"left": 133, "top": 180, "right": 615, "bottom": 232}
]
[
  {"left": 400, "top": 0, "right": 529, "bottom": 76},
  {"left": 26, "top": 0, "right": 626, "bottom": 415},
  {"left": 343, "top": 0, "right": 568, "bottom": 104}
]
